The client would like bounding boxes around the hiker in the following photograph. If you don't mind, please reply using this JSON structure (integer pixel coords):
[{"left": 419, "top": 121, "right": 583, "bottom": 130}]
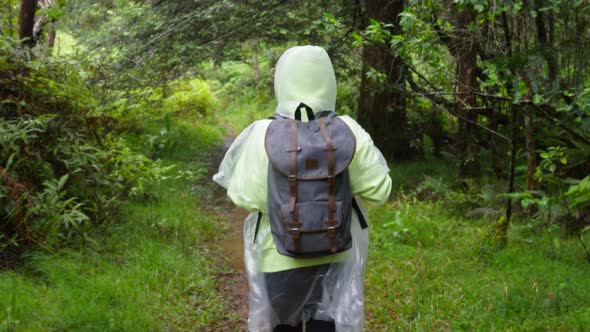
[{"left": 213, "top": 45, "right": 391, "bottom": 332}]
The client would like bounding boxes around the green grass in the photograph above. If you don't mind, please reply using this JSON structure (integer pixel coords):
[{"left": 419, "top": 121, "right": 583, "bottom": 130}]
[
  {"left": 0, "top": 119, "right": 235, "bottom": 331},
  {"left": 217, "top": 94, "right": 274, "bottom": 133},
  {"left": 365, "top": 199, "right": 590, "bottom": 331}
]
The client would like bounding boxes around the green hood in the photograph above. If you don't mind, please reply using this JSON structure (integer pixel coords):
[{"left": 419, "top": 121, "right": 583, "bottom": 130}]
[{"left": 274, "top": 46, "right": 337, "bottom": 119}]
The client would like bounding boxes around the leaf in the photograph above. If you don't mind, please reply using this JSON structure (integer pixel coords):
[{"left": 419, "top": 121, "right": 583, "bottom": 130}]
[
  {"left": 521, "top": 198, "right": 537, "bottom": 208},
  {"left": 497, "top": 191, "right": 532, "bottom": 199},
  {"left": 547, "top": 224, "right": 560, "bottom": 233},
  {"left": 538, "top": 196, "right": 552, "bottom": 209},
  {"left": 57, "top": 174, "right": 69, "bottom": 191},
  {"left": 5, "top": 153, "right": 15, "bottom": 171},
  {"left": 0, "top": 56, "right": 9, "bottom": 70},
  {"left": 512, "top": 90, "right": 522, "bottom": 104}
]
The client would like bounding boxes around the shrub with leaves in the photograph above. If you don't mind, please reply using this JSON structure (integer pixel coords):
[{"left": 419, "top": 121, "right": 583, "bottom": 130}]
[
  {"left": 0, "top": 37, "right": 158, "bottom": 250},
  {"left": 162, "top": 79, "right": 218, "bottom": 118}
]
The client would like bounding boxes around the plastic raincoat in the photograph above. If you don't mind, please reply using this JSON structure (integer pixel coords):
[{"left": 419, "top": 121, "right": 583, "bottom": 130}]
[{"left": 213, "top": 45, "right": 392, "bottom": 332}]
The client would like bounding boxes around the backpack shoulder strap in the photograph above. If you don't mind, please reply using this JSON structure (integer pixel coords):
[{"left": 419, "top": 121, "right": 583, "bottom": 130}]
[
  {"left": 352, "top": 198, "right": 368, "bottom": 229},
  {"left": 253, "top": 211, "right": 263, "bottom": 243}
]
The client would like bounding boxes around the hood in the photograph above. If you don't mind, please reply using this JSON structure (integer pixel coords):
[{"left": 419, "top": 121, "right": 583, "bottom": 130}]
[{"left": 274, "top": 46, "right": 337, "bottom": 120}]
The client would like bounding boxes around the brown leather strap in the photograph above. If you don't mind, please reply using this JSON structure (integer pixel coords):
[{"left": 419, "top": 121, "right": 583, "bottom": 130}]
[
  {"left": 288, "top": 119, "right": 301, "bottom": 251},
  {"left": 288, "top": 119, "right": 298, "bottom": 213},
  {"left": 318, "top": 118, "right": 338, "bottom": 253},
  {"left": 318, "top": 118, "right": 336, "bottom": 213}
]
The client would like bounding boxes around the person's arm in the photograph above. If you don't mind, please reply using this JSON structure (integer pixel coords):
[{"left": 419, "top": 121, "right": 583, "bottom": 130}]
[
  {"left": 341, "top": 116, "right": 392, "bottom": 205},
  {"left": 213, "top": 123, "right": 256, "bottom": 189},
  {"left": 214, "top": 120, "right": 271, "bottom": 212}
]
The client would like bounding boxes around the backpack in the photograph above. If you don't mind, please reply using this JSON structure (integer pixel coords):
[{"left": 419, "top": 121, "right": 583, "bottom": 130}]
[{"left": 259, "top": 103, "right": 364, "bottom": 258}]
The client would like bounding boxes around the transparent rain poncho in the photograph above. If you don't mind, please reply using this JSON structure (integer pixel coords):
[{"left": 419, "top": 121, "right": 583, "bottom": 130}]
[{"left": 213, "top": 46, "right": 391, "bottom": 331}]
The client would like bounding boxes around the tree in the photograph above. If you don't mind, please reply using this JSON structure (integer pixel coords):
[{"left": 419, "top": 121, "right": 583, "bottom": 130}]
[
  {"left": 18, "top": 0, "right": 37, "bottom": 47},
  {"left": 452, "top": 4, "right": 480, "bottom": 177},
  {"left": 357, "top": 0, "right": 410, "bottom": 161}
]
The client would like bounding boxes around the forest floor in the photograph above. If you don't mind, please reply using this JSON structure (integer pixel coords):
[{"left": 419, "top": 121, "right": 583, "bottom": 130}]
[
  {"left": 202, "top": 127, "right": 250, "bottom": 331},
  {"left": 202, "top": 124, "right": 590, "bottom": 332},
  {"left": 0, "top": 120, "right": 255, "bottom": 331},
  {"left": 1, "top": 118, "right": 589, "bottom": 331}
]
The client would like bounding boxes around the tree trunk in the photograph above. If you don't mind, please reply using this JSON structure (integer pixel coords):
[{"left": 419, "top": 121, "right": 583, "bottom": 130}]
[
  {"left": 524, "top": 105, "right": 536, "bottom": 190},
  {"left": 489, "top": 108, "right": 502, "bottom": 176},
  {"left": 534, "top": 0, "right": 560, "bottom": 89},
  {"left": 358, "top": 0, "right": 409, "bottom": 161},
  {"left": 19, "top": 0, "right": 38, "bottom": 47},
  {"left": 454, "top": 5, "right": 480, "bottom": 177},
  {"left": 493, "top": 104, "right": 518, "bottom": 248}
]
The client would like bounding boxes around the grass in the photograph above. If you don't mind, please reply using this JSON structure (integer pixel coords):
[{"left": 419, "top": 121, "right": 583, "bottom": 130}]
[
  {"left": 2, "top": 81, "right": 589, "bottom": 331},
  {"left": 217, "top": 93, "right": 274, "bottom": 133},
  {"left": 365, "top": 196, "right": 590, "bottom": 331},
  {"left": 0, "top": 119, "right": 236, "bottom": 331}
]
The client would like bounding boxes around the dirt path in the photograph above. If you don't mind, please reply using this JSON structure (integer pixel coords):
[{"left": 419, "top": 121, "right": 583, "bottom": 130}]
[{"left": 201, "top": 127, "right": 250, "bottom": 331}]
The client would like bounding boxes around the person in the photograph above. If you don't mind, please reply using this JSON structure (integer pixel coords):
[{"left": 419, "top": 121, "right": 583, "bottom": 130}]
[{"left": 213, "top": 45, "right": 391, "bottom": 332}]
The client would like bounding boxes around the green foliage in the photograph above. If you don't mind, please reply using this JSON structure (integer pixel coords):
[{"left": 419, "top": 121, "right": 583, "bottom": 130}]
[
  {"left": 366, "top": 199, "right": 590, "bottom": 331},
  {"left": 0, "top": 111, "right": 232, "bottom": 330},
  {"left": 566, "top": 176, "right": 590, "bottom": 213},
  {"left": 162, "top": 79, "right": 218, "bottom": 118},
  {"left": 0, "top": 36, "right": 159, "bottom": 249},
  {"left": 0, "top": 0, "right": 19, "bottom": 38},
  {"left": 27, "top": 174, "right": 90, "bottom": 246},
  {"left": 535, "top": 146, "right": 568, "bottom": 182},
  {"left": 389, "top": 160, "right": 455, "bottom": 194},
  {"left": 2, "top": 0, "right": 589, "bottom": 329}
]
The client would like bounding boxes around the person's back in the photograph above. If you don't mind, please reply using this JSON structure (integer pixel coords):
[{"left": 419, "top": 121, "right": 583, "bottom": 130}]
[{"left": 214, "top": 45, "right": 392, "bottom": 332}]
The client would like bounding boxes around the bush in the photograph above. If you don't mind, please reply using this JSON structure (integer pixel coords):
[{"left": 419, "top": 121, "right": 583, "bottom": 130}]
[
  {"left": 162, "top": 79, "right": 218, "bottom": 117},
  {"left": 0, "top": 38, "right": 158, "bottom": 250}
]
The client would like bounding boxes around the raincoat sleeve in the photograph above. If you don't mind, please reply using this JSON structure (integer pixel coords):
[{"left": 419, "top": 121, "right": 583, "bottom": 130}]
[
  {"left": 340, "top": 116, "right": 392, "bottom": 205},
  {"left": 213, "top": 120, "right": 270, "bottom": 212}
]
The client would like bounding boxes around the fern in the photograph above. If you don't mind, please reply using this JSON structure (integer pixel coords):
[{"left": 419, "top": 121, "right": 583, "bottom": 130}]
[{"left": 566, "top": 176, "right": 590, "bottom": 212}]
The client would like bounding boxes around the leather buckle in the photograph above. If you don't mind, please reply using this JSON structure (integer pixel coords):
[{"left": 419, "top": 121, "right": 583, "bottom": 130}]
[{"left": 290, "top": 227, "right": 301, "bottom": 239}]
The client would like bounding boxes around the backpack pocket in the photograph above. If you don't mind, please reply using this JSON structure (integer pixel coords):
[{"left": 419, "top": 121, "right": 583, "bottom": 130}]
[{"left": 277, "top": 201, "right": 351, "bottom": 256}]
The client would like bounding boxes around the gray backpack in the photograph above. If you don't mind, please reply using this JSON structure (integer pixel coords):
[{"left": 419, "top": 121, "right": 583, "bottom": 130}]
[{"left": 259, "top": 103, "right": 364, "bottom": 258}]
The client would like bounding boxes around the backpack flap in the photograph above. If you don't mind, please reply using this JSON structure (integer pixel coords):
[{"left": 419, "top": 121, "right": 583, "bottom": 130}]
[{"left": 265, "top": 114, "right": 356, "bottom": 179}]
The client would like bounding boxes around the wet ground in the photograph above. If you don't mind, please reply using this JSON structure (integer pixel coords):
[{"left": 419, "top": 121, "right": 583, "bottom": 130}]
[{"left": 202, "top": 127, "right": 250, "bottom": 331}]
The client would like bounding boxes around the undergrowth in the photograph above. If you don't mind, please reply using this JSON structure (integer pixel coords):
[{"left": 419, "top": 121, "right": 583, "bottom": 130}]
[
  {"left": 365, "top": 162, "right": 590, "bottom": 331},
  {"left": 0, "top": 120, "right": 238, "bottom": 331}
]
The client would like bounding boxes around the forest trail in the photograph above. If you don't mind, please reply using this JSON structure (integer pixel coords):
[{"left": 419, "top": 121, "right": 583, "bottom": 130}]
[{"left": 202, "top": 126, "right": 250, "bottom": 331}]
